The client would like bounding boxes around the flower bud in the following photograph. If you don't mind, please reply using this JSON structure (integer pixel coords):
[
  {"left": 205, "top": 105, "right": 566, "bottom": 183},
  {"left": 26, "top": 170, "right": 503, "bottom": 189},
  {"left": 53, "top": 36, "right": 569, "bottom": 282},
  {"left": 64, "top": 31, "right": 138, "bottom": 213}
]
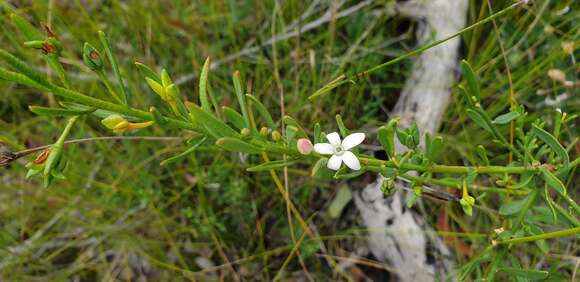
[
  {"left": 241, "top": 128, "right": 251, "bottom": 136},
  {"left": 102, "top": 114, "right": 128, "bottom": 130},
  {"left": 102, "top": 115, "right": 153, "bottom": 133},
  {"left": 82, "top": 43, "right": 103, "bottom": 71},
  {"left": 297, "top": 138, "right": 313, "bottom": 155},
  {"left": 260, "top": 127, "right": 269, "bottom": 137},
  {"left": 561, "top": 41, "right": 574, "bottom": 54},
  {"left": 271, "top": 130, "right": 281, "bottom": 141},
  {"left": 43, "top": 37, "right": 63, "bottom": 55}
]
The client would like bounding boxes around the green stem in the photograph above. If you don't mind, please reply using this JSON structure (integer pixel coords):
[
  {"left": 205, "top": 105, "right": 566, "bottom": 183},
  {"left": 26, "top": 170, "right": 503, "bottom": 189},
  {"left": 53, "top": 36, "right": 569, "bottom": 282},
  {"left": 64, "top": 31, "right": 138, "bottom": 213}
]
[
  {"left": 309, "top": 1, "right": 524, "bottom": 99},
  {"left": 496, "top": 227, "right": 580, "bottom": 245},
  {"left": 0, "top": 66, "right": 200, "bottom": 132},
  {"left": 96, "top": 69, "right": 123, "bottom": 104},
  {"left": 398, "top": 173, "right": 529, "bottom": 195},
  {"left": 359, "top": 157, "right": 533, "bottom": 174}
]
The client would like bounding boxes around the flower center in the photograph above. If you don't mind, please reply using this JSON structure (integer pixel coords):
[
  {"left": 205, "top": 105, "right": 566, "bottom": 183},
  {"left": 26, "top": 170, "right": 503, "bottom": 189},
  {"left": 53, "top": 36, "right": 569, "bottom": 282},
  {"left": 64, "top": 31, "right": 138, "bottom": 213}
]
[{"left": 334, "top": 145, "right": 345, "bottom": 155}]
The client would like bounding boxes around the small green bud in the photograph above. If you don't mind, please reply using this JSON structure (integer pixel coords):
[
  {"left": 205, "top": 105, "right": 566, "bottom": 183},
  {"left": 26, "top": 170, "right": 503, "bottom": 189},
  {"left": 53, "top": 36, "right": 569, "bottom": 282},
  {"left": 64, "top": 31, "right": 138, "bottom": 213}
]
[
  {"left": 241, "top": 128, "right": 251, "bottom": 136},
  {"left": 260, "top": 127, "right": 269, "bottom": 137},
  {"left": 413, "top": 185, "right": 422, "bottom": 196},
  {"left": 102, "top": 114, "right": 128, "bottom": 130},
  {"left": 380, "top": 178, "right": 396, "bottom": 195},
  {"left": 44, "top": 37, "right": 63, "bottom": 55},
  {"left": 102, "top": 114, "right": 153, "bottom": 133},
  {"left": 82, "top": 43, "right": 103, "bottom": 71},
  {"left": 271, "top": 130, "right": 281, "bottom": 141}
]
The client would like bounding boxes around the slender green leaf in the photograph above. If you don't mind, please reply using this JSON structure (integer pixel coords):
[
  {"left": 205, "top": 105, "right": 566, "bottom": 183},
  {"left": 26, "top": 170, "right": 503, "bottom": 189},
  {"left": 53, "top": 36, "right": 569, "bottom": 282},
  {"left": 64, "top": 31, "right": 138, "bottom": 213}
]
[
  {"left": 335, "top": 114, "right": 348, "bottom": 136},
  {"left": 466, "top": 109, "right": 492, "bottom": 133},
  {"left": 10, "top": 13, "right": 43, "bottom": 41},
  {"left": 461, "top": 60, "right": 480, "bottom": 101},
  {"left": 98, "top": 31, "right": 127, "bottom": 105},
  {"left": 493, "top": 111, "right": 520, "bottom": 124},
  {"left": 247, "top": 159, "right": 299, "bottom": 172},
  {"left": 199, "top": 57, "right": 211, "bottom": 112},
  {"left": 532, "top": 124, "right": 569, "bottom": 165},
  {"left": 541, "top": 167, "right": 567, "bottom": 196},
  {"left": 149, "top": 106, "right": 168, "bottom": 126},
  {"left": 232, "top": 71, "right": 250, "bottom": 128},
  {"left": 0, "top": 49, "right": 50, "bottom": 87},
  {"left": 283, "top": 115, "right": 307, "bottom": 138},
  {"left": 160, "top": 136, "right": 207, "bottom": 166},
  {"left": 216, "top": 137, "right": 262, "bottom": 154},
  {"left": 29, "top": 106, "right": 95, "bottom": 117},
  {"left": 135, "top": 62, "right": 160, "bottom": 82},
  {"left": 190, "top": 104, "right": 238, "bottom": 139},
  {"left": 328, "top": 186, "right": 352, "bottom": 218},
  {"left": 499, "top": 197, "right": 529, "bottom": 216},
  {"left": 498, "top": 268, "right": 549, "bottom": 281},
  {"left": 246, "top": 94, "right": 276, "bottom": 129},
  {"left": 222, "top": 106, "right": 246, "bottom": 130}
]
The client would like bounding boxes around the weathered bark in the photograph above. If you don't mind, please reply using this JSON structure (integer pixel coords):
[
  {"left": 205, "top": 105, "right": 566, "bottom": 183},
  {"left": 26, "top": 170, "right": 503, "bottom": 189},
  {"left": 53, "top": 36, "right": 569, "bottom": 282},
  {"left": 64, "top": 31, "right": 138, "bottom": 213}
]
[{"left": 354, "top": 0, "right": 468, "bottom": 281}]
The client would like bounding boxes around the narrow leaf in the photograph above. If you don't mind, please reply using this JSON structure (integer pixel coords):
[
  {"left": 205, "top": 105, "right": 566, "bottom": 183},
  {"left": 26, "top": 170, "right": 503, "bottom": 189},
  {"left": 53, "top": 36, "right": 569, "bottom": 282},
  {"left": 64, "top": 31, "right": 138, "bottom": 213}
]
[
  {"left": 499, "top": 197, "right": 529, "bottom": 216},
  {"left": 160, "top": 136, "right": 207, "bottom": 166},
  {"left": 328, "top": 186, "right": 352, "bottom": 219},
  {"left": 98, "top": 31, "right": 127, "bottom": 105},
  {"left": 493, "top": 111, "right": 520, "bottom": 124},
  {"left": 222, "top": 106, "right": 246, "bottom": 130},
  {"left": 247, "top": 159, "right": 299, "bottom": 172},
  {"left": 335, "top": 114, "right": 348, "bottom": 136},
  {"left": 283, "top": 115, "right": 307, "bottom": 138},
  {"left": 246, "top": 94, "right": 276, "bottom": 129},
  {"left": 541, "top": 167, "right": 567, "bottom": 196},
  {"left": 10, "top": 13, "right": 43, "bottom": 41},
  {"left": 190, "top": 104, "right": 239, "bottom": 139},
  {"left": 199, "top": 57, "right": 211, "bottom": 112},
  {"left": 232, "top": 71, "right": 250, "bottom": 128},
  {"left": 461, "top": 60, "right": 480, "bottom": 101},
  {"left": 532, "top": 123, "right": 569, "bottom": 165},
  {"left": 29, "top": 106, "right": 95, "bottom": 117},
  {"left": 498, "top": 268, "right": 549, "bottom": 281},
  {"left": 216, "top": 137, "right": 262, "bottom": 154},
  {"left": 135, "top": 62, "right": 160, "bottom": 82},
  {"left": 466, "top": 109, "right": 492, "bottom": 133}
]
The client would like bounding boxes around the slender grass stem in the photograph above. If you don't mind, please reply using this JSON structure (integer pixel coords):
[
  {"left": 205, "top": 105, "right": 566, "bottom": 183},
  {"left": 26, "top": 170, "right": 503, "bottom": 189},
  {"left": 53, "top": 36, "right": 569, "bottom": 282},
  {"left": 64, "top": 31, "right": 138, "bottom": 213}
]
[
  {"left": 496, "top": 227, "right": 580, "bottom": 245},
  {"left": 309, "top": 1, "right": 525, "bottom": 99}
]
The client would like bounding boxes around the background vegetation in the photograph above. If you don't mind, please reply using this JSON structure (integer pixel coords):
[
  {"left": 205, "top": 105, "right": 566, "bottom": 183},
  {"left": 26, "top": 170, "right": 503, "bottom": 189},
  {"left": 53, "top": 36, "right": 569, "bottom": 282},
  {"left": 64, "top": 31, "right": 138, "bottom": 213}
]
[{"left": 0, "top": 0, "right": 577, "bottom": 280}]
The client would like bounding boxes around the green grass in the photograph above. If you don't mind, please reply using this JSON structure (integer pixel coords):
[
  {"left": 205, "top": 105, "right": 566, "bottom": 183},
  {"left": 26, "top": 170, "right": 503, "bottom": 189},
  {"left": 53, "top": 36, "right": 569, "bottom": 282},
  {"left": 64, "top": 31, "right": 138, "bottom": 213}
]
[{"left": 0, "top": 0, "right": 578, "bottom": 281}]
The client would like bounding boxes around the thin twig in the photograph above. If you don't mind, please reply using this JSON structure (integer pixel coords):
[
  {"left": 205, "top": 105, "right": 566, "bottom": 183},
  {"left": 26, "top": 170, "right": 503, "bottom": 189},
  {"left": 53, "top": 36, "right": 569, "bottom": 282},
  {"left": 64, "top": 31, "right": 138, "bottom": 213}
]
[{"left": 1, "top": 136, "right": 183, "bottom": 166}]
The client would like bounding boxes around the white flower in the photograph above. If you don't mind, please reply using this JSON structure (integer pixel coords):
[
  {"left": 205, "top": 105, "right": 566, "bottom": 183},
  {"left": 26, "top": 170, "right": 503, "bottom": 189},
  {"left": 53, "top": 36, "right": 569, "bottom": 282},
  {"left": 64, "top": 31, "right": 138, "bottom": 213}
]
[{"left": 314, "top": 132, "right": 365, "bottom": 171}]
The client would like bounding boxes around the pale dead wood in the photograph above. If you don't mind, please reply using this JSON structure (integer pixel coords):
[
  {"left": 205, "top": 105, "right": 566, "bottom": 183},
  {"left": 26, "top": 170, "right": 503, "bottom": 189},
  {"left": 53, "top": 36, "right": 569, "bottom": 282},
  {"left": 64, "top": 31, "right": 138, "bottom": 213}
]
[{"left": 354, "top": 0, "right": 468, "bottom": 281}]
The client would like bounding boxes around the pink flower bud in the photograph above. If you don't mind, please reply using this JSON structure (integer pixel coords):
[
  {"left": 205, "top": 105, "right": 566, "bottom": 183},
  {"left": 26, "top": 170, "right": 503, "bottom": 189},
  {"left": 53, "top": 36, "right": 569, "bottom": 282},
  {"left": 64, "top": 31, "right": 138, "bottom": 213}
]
[{"left": 297, "top": 138, "right": 313, "bottom": 155}]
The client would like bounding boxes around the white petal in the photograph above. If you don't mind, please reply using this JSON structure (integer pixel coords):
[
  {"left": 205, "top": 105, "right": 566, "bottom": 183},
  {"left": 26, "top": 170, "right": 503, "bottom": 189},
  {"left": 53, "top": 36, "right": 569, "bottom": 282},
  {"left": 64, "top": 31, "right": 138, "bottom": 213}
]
[
  {"left": 327, "top": 154, "right": 342, "bottom": 170},
  {"left": 326, "top": 132, "right": 341, "bottom": 146},
  {"left": 342, "top": 132, "right": 365, "bottom": 150},
  {"left": 314, "top": 143, "right": 334, "bottom": 155},
  {"left": 342, "top": 151, "right": 361, "bottom": 170}
]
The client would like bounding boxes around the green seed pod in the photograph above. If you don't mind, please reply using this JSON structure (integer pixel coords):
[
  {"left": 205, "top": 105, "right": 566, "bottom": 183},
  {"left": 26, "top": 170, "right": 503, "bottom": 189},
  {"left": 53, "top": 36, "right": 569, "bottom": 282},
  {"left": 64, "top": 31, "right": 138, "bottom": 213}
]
[{"left": 82, "top": 43, "right": 103, "bottom": 71}]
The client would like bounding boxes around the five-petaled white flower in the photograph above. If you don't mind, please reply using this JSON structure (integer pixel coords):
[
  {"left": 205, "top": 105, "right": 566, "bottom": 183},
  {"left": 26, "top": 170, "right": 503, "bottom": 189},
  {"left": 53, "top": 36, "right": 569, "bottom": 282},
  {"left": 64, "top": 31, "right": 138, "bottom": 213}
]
[{"left": 314, "top": 132, "right": 365, "bottom": 171}]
